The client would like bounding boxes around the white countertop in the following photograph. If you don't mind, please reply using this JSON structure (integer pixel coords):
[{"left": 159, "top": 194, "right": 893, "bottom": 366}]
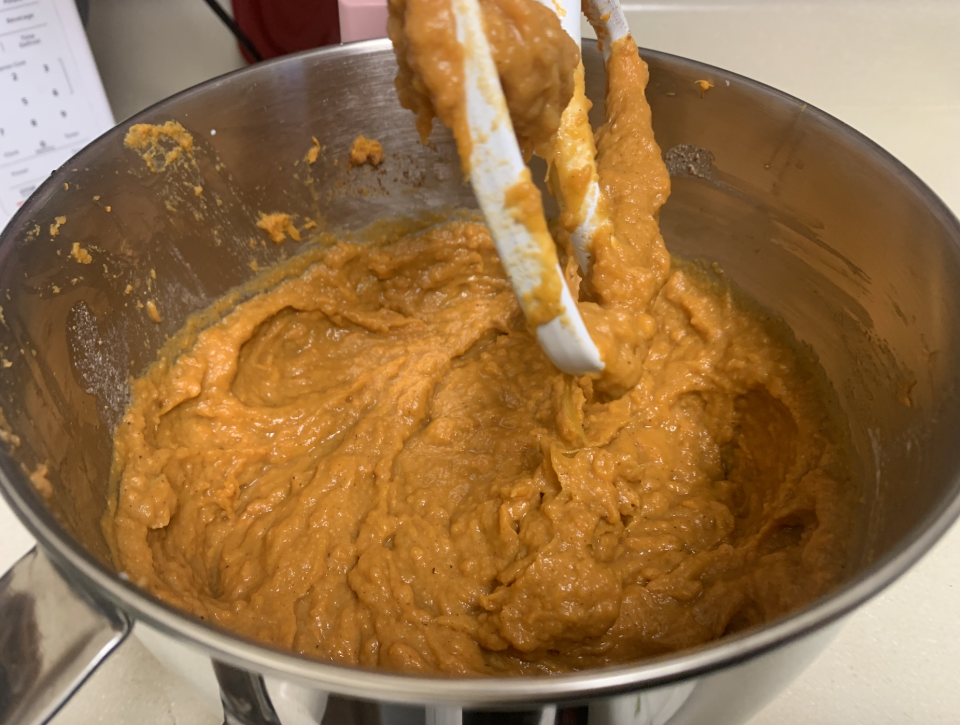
[{"left": 1, "top": 0, "right": 958, "bottom": 723}]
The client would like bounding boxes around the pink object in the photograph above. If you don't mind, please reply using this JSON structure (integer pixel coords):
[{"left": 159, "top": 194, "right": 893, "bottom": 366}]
[{"left": 338, "top": 0, "right": 389, "bottom": 42}]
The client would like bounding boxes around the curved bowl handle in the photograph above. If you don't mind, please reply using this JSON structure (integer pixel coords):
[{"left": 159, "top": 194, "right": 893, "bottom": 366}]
[{"left": 0, "top": 547, "right": 130, "bottom": 725}]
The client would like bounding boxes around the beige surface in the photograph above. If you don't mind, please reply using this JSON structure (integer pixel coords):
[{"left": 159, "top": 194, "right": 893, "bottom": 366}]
[
  {"left": 85, "top": 0, "right": 245, "bottom": 122},
  {"left": 0, "top": 0, "right": 957, "bottom": 722}
]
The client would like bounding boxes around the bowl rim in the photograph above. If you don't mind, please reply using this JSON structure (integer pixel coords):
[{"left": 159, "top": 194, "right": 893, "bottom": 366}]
[{"left": 2, "top": 37, "right": 960, "bottom": 706}]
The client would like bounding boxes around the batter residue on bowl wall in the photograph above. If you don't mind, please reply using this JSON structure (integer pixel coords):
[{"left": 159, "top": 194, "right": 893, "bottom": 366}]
[{"left": 106, "top": 0, "right": 856, "bottom": 676}]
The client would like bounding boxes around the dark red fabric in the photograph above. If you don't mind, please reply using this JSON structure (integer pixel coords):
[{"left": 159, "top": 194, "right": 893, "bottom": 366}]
[{"left": 232, "top": 0, "right": 341, "bottom": 62}]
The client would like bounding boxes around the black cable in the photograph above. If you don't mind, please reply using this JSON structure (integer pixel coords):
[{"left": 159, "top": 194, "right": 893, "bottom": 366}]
[{"left": 199, "top": 0, "right": 264, "bottom": 63}]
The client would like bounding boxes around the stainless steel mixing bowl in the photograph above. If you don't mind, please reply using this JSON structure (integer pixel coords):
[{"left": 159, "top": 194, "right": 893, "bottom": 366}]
[{"left": 1, "top": 39, "right": 960, "bottom": 725}]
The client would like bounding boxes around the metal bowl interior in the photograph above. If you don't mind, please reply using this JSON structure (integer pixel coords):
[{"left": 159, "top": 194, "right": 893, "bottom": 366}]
[{"left": 1, "top": 39, "right": 960, "bottom": 705}]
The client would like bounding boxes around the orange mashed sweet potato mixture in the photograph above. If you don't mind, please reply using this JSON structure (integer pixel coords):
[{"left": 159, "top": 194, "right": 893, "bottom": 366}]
[{"left": 106, "top": 0, "right": 855, "bottom": 676}]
